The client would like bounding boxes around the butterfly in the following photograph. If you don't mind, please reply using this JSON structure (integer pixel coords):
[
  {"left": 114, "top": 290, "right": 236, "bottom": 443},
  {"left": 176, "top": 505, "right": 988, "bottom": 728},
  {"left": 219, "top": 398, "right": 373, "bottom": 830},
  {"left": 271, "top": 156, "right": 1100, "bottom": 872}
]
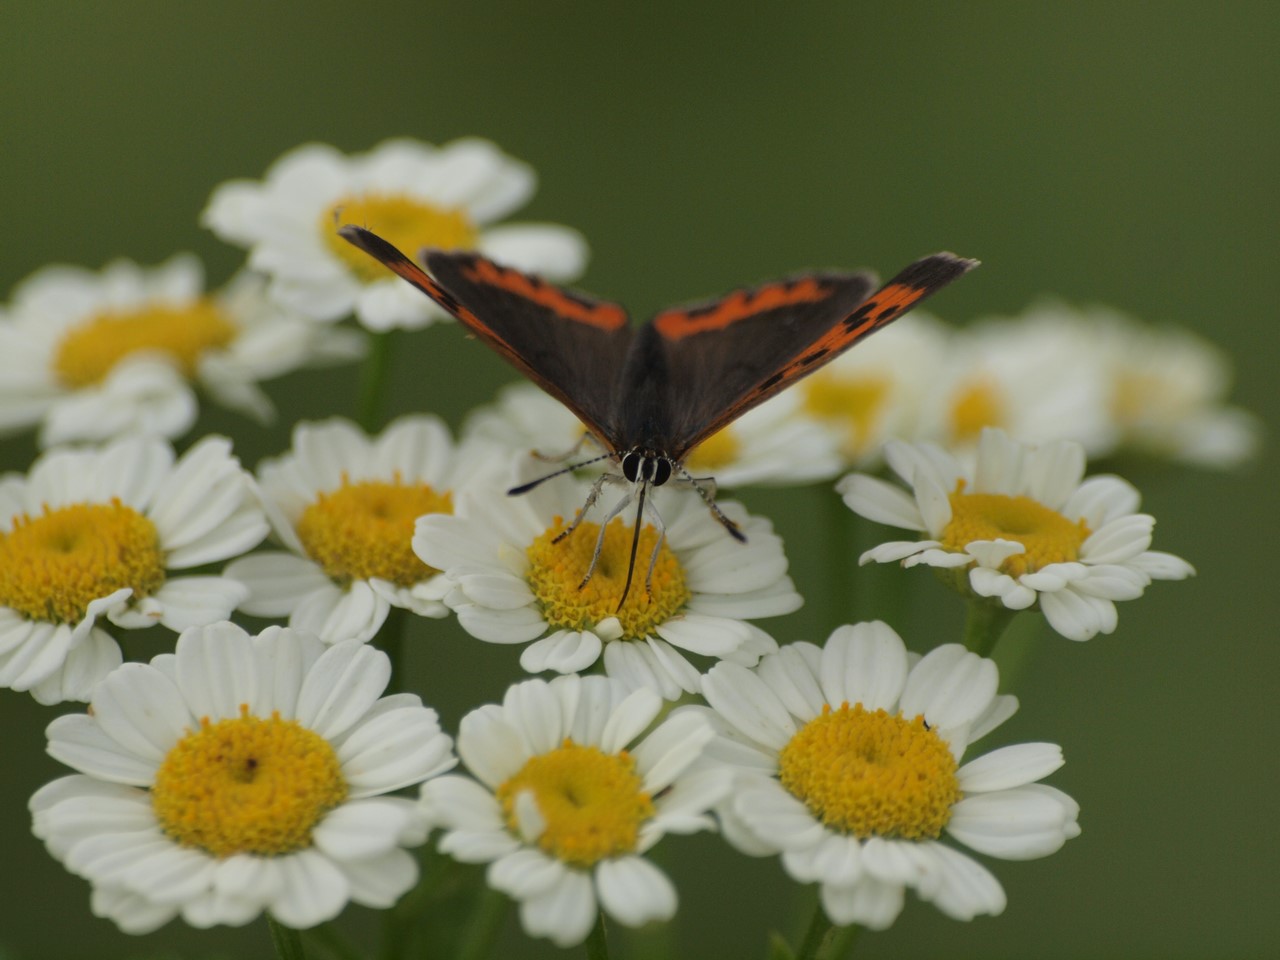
[{"left": 340, "top": 225, "right": 976, "bottom": 603}]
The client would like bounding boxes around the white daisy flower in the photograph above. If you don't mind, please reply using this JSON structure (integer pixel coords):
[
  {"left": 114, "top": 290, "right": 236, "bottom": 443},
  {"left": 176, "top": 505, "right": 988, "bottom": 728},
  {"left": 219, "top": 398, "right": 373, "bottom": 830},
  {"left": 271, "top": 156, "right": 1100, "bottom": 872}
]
[
  {"left": 464, "top": 381, "right": 841, "bottom": 488},
  {"left": 0, "top": 256, "right": 364, "bottom": 447},
  {"left": 916, "top": 313, "right": 1117, "bottom": 460},
  {"left": 0, "top": 435, "right": 268, "bottom": 704},
  {"left": 416, "top": 470, "right": 802, "bottom": 699},
  {"left": 694, "top": 621, "right": 1080, "bottom": 929},
  {"left": 838, "top": 428, "right": 1195, "bottom": 641},
  {"left": 420, "top": 674, "right": 729, "bottom": 948},
  {"left": 794, "top": 312, "right": 951, "bottom": 467},
  {"left": 202, "top": 138, "right": 588, "bottom": 332},
  {"left": 224, "top": 416, "right": 505, "bottom": 644},
  {"left": 1080, "top": 303, "right": 1260, "bottom": 468},
  {"left": 30, "top": 622, "right": 456, "bottom": 933}
]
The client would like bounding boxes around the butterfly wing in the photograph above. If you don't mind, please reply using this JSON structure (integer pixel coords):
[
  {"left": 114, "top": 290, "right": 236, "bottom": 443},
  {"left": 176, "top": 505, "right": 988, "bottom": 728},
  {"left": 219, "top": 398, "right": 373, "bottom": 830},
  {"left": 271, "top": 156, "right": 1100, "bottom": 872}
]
[
  {"left": 340, "top": 226, "right": 633, "bottom": 450},
  {"left": 654, "top": 253, "right": 977, "bottom": 460}
]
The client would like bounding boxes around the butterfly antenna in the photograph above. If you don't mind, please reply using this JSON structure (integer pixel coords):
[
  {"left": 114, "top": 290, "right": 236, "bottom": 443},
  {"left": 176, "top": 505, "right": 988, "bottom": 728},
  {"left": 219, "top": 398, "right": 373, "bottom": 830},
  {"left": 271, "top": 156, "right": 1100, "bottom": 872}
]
[
  {"left": 508, "top": 453, "right": 613, "bottom": 496},
  {"left": 675, "top": 465, "right": 747, "bottom": 542},
  {"left": 616, "top": 482, "right": 648, "bottom": 611}
]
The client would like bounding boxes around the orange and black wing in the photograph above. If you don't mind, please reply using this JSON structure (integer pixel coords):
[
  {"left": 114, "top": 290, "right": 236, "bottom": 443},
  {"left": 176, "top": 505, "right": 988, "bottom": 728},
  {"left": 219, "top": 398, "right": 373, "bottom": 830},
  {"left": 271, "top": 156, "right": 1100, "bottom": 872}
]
[
  {"left": 339, "top": 226, "right": 633, "bottom": 450},
  {"left": 654, "top": 253, "right": 978, "bottom": 460}
]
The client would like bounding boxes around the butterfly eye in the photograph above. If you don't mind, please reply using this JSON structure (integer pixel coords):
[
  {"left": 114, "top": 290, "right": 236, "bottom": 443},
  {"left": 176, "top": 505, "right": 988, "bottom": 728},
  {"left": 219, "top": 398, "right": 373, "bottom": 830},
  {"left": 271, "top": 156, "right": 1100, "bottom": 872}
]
[
  {"left": 652, "top": 459, "right": 672, "bottom": 487},
  {"left": 621, "top": 452, "right": 642, "bottom": 483}
]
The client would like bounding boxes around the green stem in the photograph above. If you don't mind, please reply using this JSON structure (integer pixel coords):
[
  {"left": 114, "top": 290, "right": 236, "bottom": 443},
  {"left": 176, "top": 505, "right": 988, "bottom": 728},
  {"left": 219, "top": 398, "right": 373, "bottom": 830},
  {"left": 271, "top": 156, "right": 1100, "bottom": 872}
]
[
  {"left": 357, "top": 329, "right": 398, "bottom": 432},
  {"left": 268, "top": 917, "right": 308, "bottom": 960},
  {"left": 378, "top": 605, "right": 409, "bottom": 695},
  {"left": 795, "top": 905, "right": 860, "bottom": 960},
  {"left": 307, "top": 923, "right": 363, "bottom": 960},
  {"left": 819, "top": 483, "right": 860, "bottom": 625},
  {"left": 455, "top": 887, "right": 508, "bottom": 960},
  {"left": 584, "top": 910, "right": 610, "bottom": 960},
  {"left": 961, "top": 599, "right": 1018, "bottom": 658}
]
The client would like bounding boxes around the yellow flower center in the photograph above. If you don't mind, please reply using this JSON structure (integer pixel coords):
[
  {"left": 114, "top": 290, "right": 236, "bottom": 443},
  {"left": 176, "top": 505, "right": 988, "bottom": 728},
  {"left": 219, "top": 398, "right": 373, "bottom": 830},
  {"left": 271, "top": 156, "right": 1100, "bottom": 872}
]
[
  {"left": 295, "top": 477, "right": 452, "bottom": 587},
  {"left": 685, "top": 427, "right": 741, "bottom": 473},
  {"left": 1111, "top": 372, "right": 1165, "bottom": 428},
  {"left": 53, "top": 299, "right": 236, "bottom": 388},
  {"left": 0, "top": 501, "right": 165, "bottom": 623},
  {"left": 525, "top": 517, "right": 691, "bottom": 639},
  {"left": 802, "top": 372, "right": 891, "bottom": 458},
  {"left": 948, "top": 378, "right": 1006, "bottom": 443},
  {"left": 941, "top": 483, "right": 1091, "bottom": 578},
  {"left": 497, "top": 740, "right": 655, "bottom": 867},
  {"left": 324, "top": 193, "right": 479, "bottom": 283},
  {"left": 778, "top": 703, "right": 960, "bottom": 839},
  {"left": 151, "top": 708, "right": 348, "bottom": 858}
]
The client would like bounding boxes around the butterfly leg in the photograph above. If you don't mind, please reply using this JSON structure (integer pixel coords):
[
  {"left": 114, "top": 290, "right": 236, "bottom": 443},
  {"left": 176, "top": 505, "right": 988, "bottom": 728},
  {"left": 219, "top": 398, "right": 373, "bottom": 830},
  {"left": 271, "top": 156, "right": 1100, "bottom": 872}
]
[
  {"left": 532, "top": 430, "right": 602, "bottom": 463},
  {"left": 676, "top": 466, "right": 747, "bottom": 543},
  {"left": 553, "top": 472, "right": 624, "bottom": 544},
  {"left": 578, "top": 486, "right": 636, "bottom": 589},
  {"left": 639, "top": 491, "right": 669, "bottom": 596}
]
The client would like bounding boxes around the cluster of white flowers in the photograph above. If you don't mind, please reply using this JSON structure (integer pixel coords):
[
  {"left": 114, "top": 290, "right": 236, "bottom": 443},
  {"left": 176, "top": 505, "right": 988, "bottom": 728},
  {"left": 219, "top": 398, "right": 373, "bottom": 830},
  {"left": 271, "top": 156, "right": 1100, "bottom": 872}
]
[{"left": 0, "top": 136, "right": 1243, "bottom": 953}]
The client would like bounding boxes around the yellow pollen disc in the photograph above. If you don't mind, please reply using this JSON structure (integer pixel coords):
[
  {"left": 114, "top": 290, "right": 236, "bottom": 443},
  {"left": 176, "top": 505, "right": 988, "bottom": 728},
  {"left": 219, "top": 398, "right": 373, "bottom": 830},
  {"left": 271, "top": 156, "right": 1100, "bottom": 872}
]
[
  {"left": 802, "top": 372, "right": 891, "bottom": 458},
  {"left": 1111, "top": 372, "right": 1164, "bottom": 427},
  {"left": 0, "top": 501, "right": 165, "bottom": 623},
  {"left": 325, "top": 193, "right": 479, "bottom": 283},
  {"left": 686, "top": 427, "right": 741, "bottom": 473},
  {"left": 778, "top": 703, "right": 960, "bottom": 839},
  {"left": 53, "top": 298, "right": 236, "bottom": 388},
  {"left": 295, "top": 477, "right": 452, "bottom": 587},
  {"left": 497, "top": 740, "right": 655, "bottom": 867},
  {"left": 941, "top": 482, "right": 1091, "bottom": 578},
  {"left": 948, "top": 378, "right": 1006, "bottom": 443},
  {"left": 152, "top": 708, "right": 348, "bottom": 858},
  {"left": 525, "top": 516, "right": 691, "bottom": 640}
]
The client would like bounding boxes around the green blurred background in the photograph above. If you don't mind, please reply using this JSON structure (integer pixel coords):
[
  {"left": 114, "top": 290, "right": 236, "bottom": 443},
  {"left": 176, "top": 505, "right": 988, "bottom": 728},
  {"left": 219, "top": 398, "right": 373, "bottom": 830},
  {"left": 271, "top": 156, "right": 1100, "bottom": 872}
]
[{"left": 0, "top": 2, "right": 1275, "bottom": 958}]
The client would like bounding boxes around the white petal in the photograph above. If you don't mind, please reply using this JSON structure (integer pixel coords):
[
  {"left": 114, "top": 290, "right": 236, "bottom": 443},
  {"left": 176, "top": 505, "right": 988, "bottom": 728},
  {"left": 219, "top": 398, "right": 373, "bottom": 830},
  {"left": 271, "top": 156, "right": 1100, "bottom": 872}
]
[
  {"left": 702, "top": 662, "right": 797, "bottom": 751},
  {"left": 596, "top": 856, "right": 677, "bottom": 927},
  {"left": 947, "top": 785, "right": 1080, "bottom": 859},
  {"left": 835, "top": 474, "right": 926, "bottom": 531},
  {"left": 1039, "top": 589, "right": 1109, "bottom": 641},
  {"left": 313, "top": 798, "right": 414, "bottom": 859},
  {"left": 915, "top": 841, "right": 1006, "bottom": 920},
  {"left": 957, "top": 743, "right": 1064, "bottom": 792},
  {"left": 517, "top": 868, "right": 596, "bottom": 947},
  {"left": 478, "top": 224, "right": 588, "bottom": 281},
  {"left": 519, "top": 630, "right": 602, "bottom": 675},
  {"left": 224, "top": 553, "right": 332, "bottom": 616},
  {"left": 1131, "top": 550, "right": 1196, "bottom": 580},
  {"left": 820, "top": 621, "right": 908, "bottom": 712},
  {"left": 152, "top": 577, "right": 248, "bottom": 631},
  {"left": 1081, "top": 514, "right": 1155, "bottom": 564},
  {"left": 821, "top": 876, "right": 904, "bottom": 929},
  {"left": 268, "top": 849, "right": 350, "bottom": 928},
  {"left": 295, "top": 640, "right": 390, "bottom": 739}
]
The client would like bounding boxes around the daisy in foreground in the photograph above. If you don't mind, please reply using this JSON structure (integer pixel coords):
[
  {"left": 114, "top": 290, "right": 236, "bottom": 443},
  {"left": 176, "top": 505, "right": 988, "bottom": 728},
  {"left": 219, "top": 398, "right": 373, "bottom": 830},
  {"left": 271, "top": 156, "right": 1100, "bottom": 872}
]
[
  {"left": 202, "top": 137, "right": 588, "bottom": 331},
  {"left": 838, "top": 428, "right": 1195, "bottom": 641},
  {"left": 31, "top": 623, "right": 455, "bottom": 933},
  {"left": 0, "top": 256, "right": 363, "bottom": 447},
  {"left": 0, "top": 436, "right": 267, "bottom": 703},
  {"left": 225, "top": 416, "right": 505, "bottom": 643},
  {"left": 415, "top": 471, "right": 802, "bottom": 698},
  {"left": 419, "top": 675, "right": 729, "bottom": 947},
  {"left": 694, "top": 621, "right": 1080, "bottom": 929}
]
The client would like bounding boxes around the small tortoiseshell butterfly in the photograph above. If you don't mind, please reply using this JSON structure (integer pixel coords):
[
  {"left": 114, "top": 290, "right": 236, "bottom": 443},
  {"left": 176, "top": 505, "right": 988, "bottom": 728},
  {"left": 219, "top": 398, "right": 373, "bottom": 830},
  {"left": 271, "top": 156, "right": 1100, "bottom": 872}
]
[{"left": 340, "top": 225, "right": 976, "bottom": 603}]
